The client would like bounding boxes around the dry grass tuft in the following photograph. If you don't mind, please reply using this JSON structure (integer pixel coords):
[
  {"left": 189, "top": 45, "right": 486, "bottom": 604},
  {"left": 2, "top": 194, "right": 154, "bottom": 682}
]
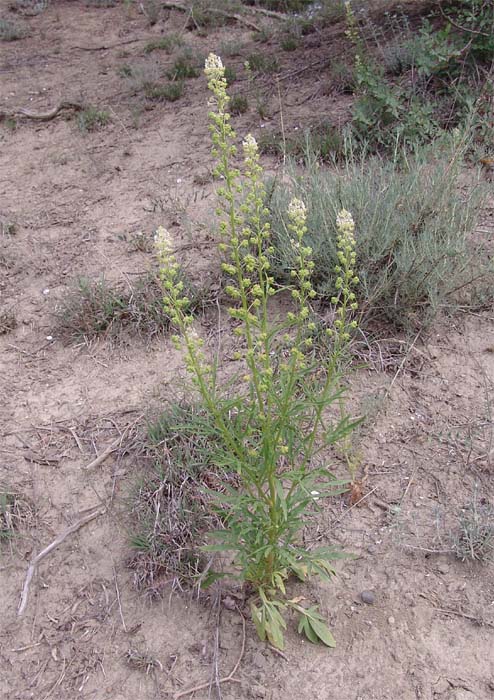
[
  {"left": 127, "top": 401, "right": 236, "bottom": 595},
  {"left": 0, "top": 487, "right": 33, "bottom": 541}
]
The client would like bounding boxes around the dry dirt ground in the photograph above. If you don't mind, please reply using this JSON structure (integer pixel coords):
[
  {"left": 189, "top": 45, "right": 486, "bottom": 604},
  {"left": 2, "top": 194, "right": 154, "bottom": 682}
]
[{"left": 1, "top": 2, "right": 493, "bottom": 699}]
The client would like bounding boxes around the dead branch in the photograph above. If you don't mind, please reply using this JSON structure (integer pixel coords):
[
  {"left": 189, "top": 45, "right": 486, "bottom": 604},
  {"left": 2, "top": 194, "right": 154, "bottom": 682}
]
[
  {"left": 0, "top": 101, "right": 82, "bottom": 122},
  {"left": 245, "top": 5, "right": 287, "bottom": 19},
  {"left": 174, "top": 612, "right": 246, "bottom": 699},
  {"left": 161, "top": 2, "right": 261, "bottom": 32},
  {"left": 72, "top": 37, "right": 150, "bottom": 51},
  {"left": 17, "top": 507, "right": 106, "bottom": 617},
  {"left": 82, "top": 436, "right": 122, "bottom": 470}
]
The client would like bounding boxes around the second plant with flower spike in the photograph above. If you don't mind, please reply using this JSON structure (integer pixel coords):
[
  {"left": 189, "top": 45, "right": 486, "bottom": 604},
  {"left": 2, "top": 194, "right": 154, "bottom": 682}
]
[{"left": 156, "top": 53, "right": 360, "bottom": 650}]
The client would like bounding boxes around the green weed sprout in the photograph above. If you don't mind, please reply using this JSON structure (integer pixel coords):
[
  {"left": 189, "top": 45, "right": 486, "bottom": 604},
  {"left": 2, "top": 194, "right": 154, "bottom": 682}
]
[{"left": 156, "top": 53, "right": 359, "bottom": 650}]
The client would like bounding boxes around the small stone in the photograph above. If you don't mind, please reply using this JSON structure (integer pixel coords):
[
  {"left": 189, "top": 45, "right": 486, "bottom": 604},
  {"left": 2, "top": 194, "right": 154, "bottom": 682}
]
[
  {"left": 222, "top": 596, "right": 236, "bottom": 611},
  {"left": 360, "top": 590, "right": 375, "bottom": 605},
  {"left": 387, "top": 616, "right": 395, "bottom": 625},
  {"left": 437, "top": 563, "right": 450, "bottom": 575}
]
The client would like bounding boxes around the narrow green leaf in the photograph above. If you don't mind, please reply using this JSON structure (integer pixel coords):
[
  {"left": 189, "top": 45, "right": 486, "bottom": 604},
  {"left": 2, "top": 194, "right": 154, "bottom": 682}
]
[
  {"left": 299, "top": 615, "right": 319, "bottom": 643},
  {"left": 200, "top": 571, "right": 228, "bottom": 589},
  {"left": 309, "top": 618, "right": 336, "bottom": 648},
  {"left": 266, "top": 618, "right": 285, "bottom": 650},
  {"left": 274, "top": 478, "right": 288, "bottom": 520},
  {"left": 251, "top": 603, "right": 266, "bottom": 642}
]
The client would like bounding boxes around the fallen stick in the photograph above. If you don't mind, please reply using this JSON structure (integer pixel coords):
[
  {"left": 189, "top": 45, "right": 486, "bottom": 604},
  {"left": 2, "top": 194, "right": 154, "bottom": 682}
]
[
  {"left": 174, "top": 613, "right": 246, "bottom": 699},
  {"left": 161, "top": 2, "right": 261, "bottom": 32},
  {"left": 17, "top": 508, "right": 105, "bottom": 617},
  {"left": 72, "top": 37, "right": 149, "bottom": 51},
  {"left": 82, "top": 437, "right": 122, "bottom": 470},
  {"left": 0, "top": 101, "right": 82, "bottom": 122}
]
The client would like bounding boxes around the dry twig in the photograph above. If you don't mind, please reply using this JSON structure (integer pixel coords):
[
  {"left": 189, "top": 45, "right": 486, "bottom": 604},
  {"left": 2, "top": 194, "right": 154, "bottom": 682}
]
[
  {"left": 17, "top": 507, "right": 105, "bottom": 616},
  {"left": 0, "top": 101, "right": 82, "bottom": 122},
  {"left": 174, "top": 612, "right": 246, "bottom": 699},
  {"left": 161, "top": 2, "right": 261, "bottom": 32},
  {"left": 82, "top": 437, "right": 121, "bottom": 470}
]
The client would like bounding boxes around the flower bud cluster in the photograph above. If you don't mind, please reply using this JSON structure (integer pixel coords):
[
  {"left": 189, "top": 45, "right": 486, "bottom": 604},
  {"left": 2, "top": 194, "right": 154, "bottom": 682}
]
[
  {"left": 344, "top": 1, "right": 360, "bottom": 50},
  {"left": 285, "top": 198, "right": 317, "bottom": 364},
  {"left": 155, "top": 226, "right": 192, "bottom": 328},
  {"left": 329, "top": 209, "right": 359, "bottom": 344}
]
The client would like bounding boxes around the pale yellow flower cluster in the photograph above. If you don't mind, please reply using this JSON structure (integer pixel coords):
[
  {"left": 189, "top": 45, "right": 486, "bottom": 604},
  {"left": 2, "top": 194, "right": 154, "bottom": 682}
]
[
  {"left": 287, "top": 198, "right": 307, "bottom": 228},
  {"left": 242, "top": 133, "right": 258, "bottom": 157},
  {"left": 154, "top": 225, "right": 173, "bottom": 258},
  {"left": 330, "top": 208, "right": 359, "bottom": 341},
  {"left": 336, "top": 209, "right": 356, "bottom": 245},
  {"left": 204, "top": 53, "right": 224, "bottom": 80}
]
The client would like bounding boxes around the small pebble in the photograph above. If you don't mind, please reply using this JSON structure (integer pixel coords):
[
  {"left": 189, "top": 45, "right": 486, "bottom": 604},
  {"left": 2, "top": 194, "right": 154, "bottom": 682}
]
[
  {"left": 388, "top": 616, "right": 395, "bottom": 625},
  {"left": 222, "top": 596, "right": 236, "bottom": 611},
  {"left": 360, "top": 590, "right": 375, "bottom": 605}
]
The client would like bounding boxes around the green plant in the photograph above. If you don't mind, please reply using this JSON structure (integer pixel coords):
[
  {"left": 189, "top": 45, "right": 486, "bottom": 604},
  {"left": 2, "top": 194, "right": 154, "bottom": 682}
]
[
  {"left": 10, "top": 0, "right": 48, "bottom": 15},
  {"left": 381, "top": 35, "right": 423, "bottom": 76},
  {"left": 329, "top": 60, "right": 355, "bottom": 94},
  {"left": 219, "top": 39, "right": 245, "bottom": 57},
  {"left": 224, "top": 65, "right": 237, "bottom": 85},
  {"left": 144, "top": 34, "right": 184, "bottom": 54},
  {"left": 118, "top": 63, "right": 133, "bottom": 77},
  {"left": 0, "top": 18, "right": 27, "bottom": 40},
  {"left": 244, "top": 60, "right": 270, "bottom": 119},
  {"left": 85, "top": 0, "right": 117, "bottom": 6},
  {"left": 167, "top": 48, "right": 202, "bottom": 80},
  {"left": 345, "top": 4, "right": 440, "bottom": 151},
  {"left": 245, "top": 52, "right": 279, "bottom": 74},
  {"left": 259, "top": 122, "right": 344, "bottom": 162},
  {"left": 129, "top": 401, "right": 229, "bottom": 591},
  {"left": 0, "top": 310, "right": 17, "bottom": 335},
  {"left": 124, "top": 62, "right": 184, "bottom": 102},
  {"left": 77, "top": 106, "right": 111, "bottom": 132},
  {"left": 242, "top": 0, "right": 312, "bottom": 10},
  {"left": 125, "top": 230, "right": 154, "bottom": 253},
  {"left": 439, "top": 0, "right": 494, "bottom": 64},
  {"left": 317, "top": 0, "right": 346, "bottom": 25},
  {"left": 56, "top": 272, "right": 199, "bottom": 341},
  {"left": 230, "top": 94, "right": 249, "bottom": 115},
  {"left": 155, "top": 54, "right": 360, "bottom": 649},
  {"left": 1, "top": 220, "right": 17, "bottom": 236},
  {"left": 268, "top": 144, "right": 488, "bottom": 329},
  {"left": 252, "top": 26, "right": 274, "bottom": 44},
  {"left": 140, "top": 0, "right": 160, "bottom": 24},
  {"left": 280, "top": 33, "right": 299, "bottom": 51},
  {"left": 452, "top": 489, "right": 494, "bottom": 562},
  {"left": 146, "top": 81, "right": 184, "bottom": 102},
  {"left": 0, "top": 488, "right": 31, "bottom": 542}
]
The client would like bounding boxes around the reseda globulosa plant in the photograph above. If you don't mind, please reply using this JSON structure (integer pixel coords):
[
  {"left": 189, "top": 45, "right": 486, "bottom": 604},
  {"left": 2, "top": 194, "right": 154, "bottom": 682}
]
[{"left": 156, "top": 53, "right": 360, "bottom": 650}]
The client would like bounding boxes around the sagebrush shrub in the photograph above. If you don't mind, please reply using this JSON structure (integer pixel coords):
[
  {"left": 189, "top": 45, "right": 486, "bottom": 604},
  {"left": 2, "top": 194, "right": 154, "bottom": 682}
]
[{"left": 268, "top": 148, "right": 486, "bottom": 329}]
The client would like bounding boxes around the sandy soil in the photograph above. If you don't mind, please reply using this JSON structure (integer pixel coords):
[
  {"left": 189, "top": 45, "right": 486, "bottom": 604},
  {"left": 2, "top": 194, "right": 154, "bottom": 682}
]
[{"left": 1, "top": 2, "right": 493, "bottom": 699}]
